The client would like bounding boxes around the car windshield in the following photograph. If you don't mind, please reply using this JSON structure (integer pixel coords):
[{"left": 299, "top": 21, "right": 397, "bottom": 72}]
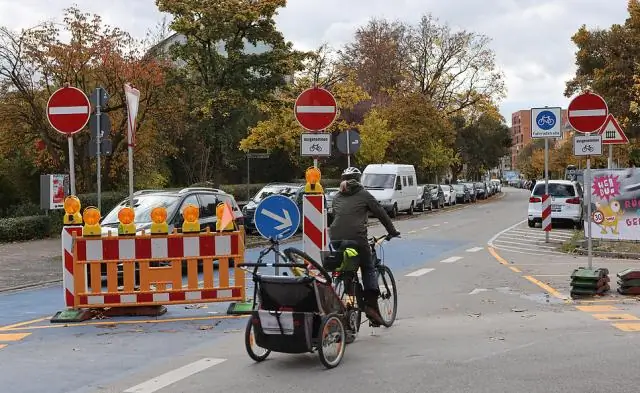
[
  {"left": 101, "top": 194, "right": 180, "bottom": 225},
  {"left": 453, "top": 184, "right": 464, "bottom": 191},
  {"left": 426, "top": 184, "right": 438, "bottom": 190},
  {"left": 532, "top": 183, "right": 576, "bottom": 197},
  {"left": 253, "top": 185, "right": 299, "bottom": 202},
  {"left": 362, "top": 174, "right": 396, "bottom": 189},
  {"left": 325, "top": 188, "right": 340, "bottom": 197}
]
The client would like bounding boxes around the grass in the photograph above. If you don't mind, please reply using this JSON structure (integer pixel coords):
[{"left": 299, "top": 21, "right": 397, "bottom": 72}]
[
  {"left": 561, "top": 229, "right": 640, "bottom": 256},
  {"left": 561, "top": 230, "right": 585, "bottom": 253}
]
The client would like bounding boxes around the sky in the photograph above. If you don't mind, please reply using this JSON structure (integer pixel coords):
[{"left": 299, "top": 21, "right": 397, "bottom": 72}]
[{"left": 0, "top": 0, "right": 630, "bottom": 125}]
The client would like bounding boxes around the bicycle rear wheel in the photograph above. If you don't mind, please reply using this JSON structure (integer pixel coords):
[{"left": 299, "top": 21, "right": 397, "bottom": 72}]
[{"left": 377, "top": 265, "right": 397, "bottom": 327}]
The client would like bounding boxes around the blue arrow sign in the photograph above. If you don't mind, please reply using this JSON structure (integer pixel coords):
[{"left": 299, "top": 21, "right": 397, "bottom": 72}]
[{"left": 254, "top": 195, "right": 300, "bottom": 241}]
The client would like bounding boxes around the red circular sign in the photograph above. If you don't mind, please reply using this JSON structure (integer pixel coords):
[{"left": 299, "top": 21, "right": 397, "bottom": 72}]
[
  {"left": 46, "top": 87, "right": 91, "bottom": 135},
  {"left": 592, "top": 210, "right": 604, "bottom": 225},
  {"left": 294, "top": 87, "right": 338, "bottom": 131},
  {"left": 567, "top": 92, "right": 608, "bottom": 133}
]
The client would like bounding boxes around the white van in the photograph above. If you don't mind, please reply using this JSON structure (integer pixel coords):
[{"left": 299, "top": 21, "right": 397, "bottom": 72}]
[{"left": 361, "top": 164, "right": 419, "bottom": 217}]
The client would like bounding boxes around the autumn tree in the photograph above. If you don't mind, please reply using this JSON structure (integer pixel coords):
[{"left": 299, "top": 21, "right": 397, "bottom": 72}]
[
  {"left": 0, "top": 6, "right": 168, "bottom": 197},
  {"left": 155, "top": 0, "right": 308, "bottom": 184}
]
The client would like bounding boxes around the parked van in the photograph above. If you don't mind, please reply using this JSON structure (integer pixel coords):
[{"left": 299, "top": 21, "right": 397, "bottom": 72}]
[{"left": 361, "top": 164, "right": 419, "bottom": 217}]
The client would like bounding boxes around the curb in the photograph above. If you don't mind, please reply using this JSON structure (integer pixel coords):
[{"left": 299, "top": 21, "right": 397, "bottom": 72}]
[
  {"left": 573, "top": 247, "right": 640, "bottom": 260},
  {"left": 0, "top": 279, "right": 62, "bottom": 294}
]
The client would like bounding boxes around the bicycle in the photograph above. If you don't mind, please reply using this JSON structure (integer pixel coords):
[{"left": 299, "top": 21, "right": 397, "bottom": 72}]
[
  {"left": 537, "top": 115, "right": 555, "bottom": 127},
  {"left": 582, "top": 144, "right": 594, "bottom": 153},
  {"left": 310, "top": 143, "right": 323, "bottom": 152}
]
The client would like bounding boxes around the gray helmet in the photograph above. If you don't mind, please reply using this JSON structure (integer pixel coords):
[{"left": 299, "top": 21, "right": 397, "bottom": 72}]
[{"left": 341, "top": 167, "right": 362, "bottom": 181}]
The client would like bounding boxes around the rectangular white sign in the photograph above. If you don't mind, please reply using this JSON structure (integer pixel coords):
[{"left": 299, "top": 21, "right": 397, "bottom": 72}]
[
  {"left": 531, "top": 107, "right": 562, "bottom": 138},
  {"left": 300, "top": 133, "right": 331, "bottom": 156},
  {"left": 574, "top": 134, "right": 603, "bottom": 156}
]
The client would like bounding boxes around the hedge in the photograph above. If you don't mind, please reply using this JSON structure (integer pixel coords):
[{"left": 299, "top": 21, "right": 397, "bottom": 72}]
[{"left": 0, "top": 215, "right": 52, "bottom": 242}]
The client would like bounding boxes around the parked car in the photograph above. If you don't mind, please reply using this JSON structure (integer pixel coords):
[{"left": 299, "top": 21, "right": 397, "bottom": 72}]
[
  {"left": 361, "top": 163, "right": 419, "bottom": 217},
  {"left": 325, "top": 187, "right": 340, "bottom": 225},
  {"left": 440, "top": 184, "right": 456, "bottom": 206},
  {"left": 425, "top": 184, "right": 445, "bottom": 209},
  {"left": 528, "top": 180, "right": 584, "bottom": 229},
  {"left": 474, "top": 182, "right": 488, "bottom": 200},
  {"left": 462, "top": 182, "right": 478, "bottom": 202},
  {"left": 452, "top": 183, "right": 471, "bottom": 203},
  {"left": 415, "top": 185, "right": 433, "bottom": 212},
  {"left": 491, "top": 179, "right": 502, "bottom": 193}
]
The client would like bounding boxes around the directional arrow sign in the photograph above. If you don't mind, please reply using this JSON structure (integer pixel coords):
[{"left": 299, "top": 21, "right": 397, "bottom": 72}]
[{"left": 254, "top": 195, "right": 300, "bottom": 240}]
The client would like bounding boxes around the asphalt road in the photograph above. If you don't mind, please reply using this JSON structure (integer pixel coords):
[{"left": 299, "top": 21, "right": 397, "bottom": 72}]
[{"left": 3, "top": 187, "right": 640, "bottom": 393}]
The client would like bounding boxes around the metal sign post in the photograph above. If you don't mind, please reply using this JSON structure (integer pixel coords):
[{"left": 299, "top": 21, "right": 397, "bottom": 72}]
[
  {"left": 544, "top": 138, "right": 549, "bottom": 243},
  {"left": 246, "top": 150, "right": 270, "bottom": 200}
]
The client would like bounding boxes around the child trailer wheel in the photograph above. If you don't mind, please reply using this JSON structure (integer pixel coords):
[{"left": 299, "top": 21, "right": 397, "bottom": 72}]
[
  {"left": 245, "top": 317, "right": 270, "bottom": 362},
  {"left": 318, "top": 313, "right": 346, "bottom": 369}
]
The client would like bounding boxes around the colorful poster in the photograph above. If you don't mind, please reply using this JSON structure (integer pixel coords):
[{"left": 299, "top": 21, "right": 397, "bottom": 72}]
[
  {"left": 585, "top": 168, "right": 640, "bottom": 240},
  {"left": 50, "top": 174, "right": 67, "bottom": 209}
]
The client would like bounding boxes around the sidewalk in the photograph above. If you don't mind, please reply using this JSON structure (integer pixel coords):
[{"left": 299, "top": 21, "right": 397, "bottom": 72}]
[{"left": 0, "top": 238, "right": 61, "bottom": 291}]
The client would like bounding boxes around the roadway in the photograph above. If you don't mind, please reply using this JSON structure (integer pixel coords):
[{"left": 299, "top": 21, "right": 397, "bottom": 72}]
[{"left": 3, "top": 187, "right": 640, "bottom": 393}]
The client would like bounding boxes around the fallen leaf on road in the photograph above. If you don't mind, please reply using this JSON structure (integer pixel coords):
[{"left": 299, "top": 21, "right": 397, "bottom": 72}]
[
  {"left": 511, "top": 308, "right": 527, "bottom": 313},
  {"left": 97, "top": 323, "right": 117, "bottom": 329},
  {"left": 490, "top": 336, "right": 505, "bottom": 341},
  {"left": 199, "top": 325, "right": 214, "bottom": 330},
  {"left": 468, "top": 313, "right": 481, "bottom": 318},
  {"left": 186, "top": 304, "right": 207, "bottom": 309}
]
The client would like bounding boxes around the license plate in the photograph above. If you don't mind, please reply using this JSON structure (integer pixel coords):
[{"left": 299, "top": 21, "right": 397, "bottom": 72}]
[{"left": 551, "top": 204, "right": 562, "bottom": 210}]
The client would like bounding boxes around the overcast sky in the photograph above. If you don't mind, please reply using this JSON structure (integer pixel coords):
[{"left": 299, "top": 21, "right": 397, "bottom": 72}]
[{"left": 0, "top": 0, "right": 629, "bottom": 125}]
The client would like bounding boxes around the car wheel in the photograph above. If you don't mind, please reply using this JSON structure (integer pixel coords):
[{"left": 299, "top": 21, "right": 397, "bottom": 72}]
[
  {"left": 407, "top": 202, "right": 414, "bottom": 215},
  {"left": 528, "top": 220, "right": 535, "bottom": 228},
  {"left": 575, "top": 220, "right": 584, "bottom": 230},
  {"left": 390, "top": 204, "right": 398, "bottom": 218}
]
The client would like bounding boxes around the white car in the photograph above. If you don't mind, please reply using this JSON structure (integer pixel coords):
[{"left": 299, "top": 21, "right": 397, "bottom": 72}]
[
  {"left": 527, "top": 180, "right": 584, "bottom": 229},
  {"left": 440, "top": 184, "right": 456, "bottom": 206}
]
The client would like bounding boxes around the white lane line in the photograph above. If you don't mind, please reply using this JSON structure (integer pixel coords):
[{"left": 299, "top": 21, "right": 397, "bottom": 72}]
[
  {"left": 124, "top": 358, "right": 227, "bottom": 393},
  {"left": 443, "top": 222, "right": 449, "bottom": 224},
  {"left": 469, "top": 288, "right": 489, "bottom": 295},
  {"left": 432, "top": 224, "right": 440, "bottom": 227},
  {"left": 493, "top": 239, "right": 558, "bottom": 249},
  {"left": 406, "top": 268, "right": 435, "bottom": 277},
  {"left": 440, "top": 256, "right": 463, "bottom": 263},
  {"left": 421, "top": 226, "right": 430, "bottom": 230},
  {"left": 493, "top": 244, "right": 565, "bottom": 255},
  {"left": 466, "top": 247, "right": 484, "bottom": 253},
  {"left": 510, "top": 230, "right": 574, "bottom": 238},
  {"left": 501, "top": 234, "right": 570, "bottom": 241},
  {"left": 488, "top": 219, "right": 527, "bottom": 247},
  {"left": 408, "top": 230, "right": 417, "bottom": 234}
]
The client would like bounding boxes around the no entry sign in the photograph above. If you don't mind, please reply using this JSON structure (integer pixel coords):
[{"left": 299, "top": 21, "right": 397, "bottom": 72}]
[
  {"left": 567, "top": 92, "right": 608, "bottom": 134},
  {"left": 46, "top": 87, "right": 91, "bottom": 135},
  {"left": 294, "top": 87, "right": 338, "bottom": 131}
]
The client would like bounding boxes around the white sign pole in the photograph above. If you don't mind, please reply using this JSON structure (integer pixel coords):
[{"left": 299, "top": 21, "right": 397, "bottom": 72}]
[
  {"left": 346, "top": 131, "right": 351, "bottom": 168},
  {"left": 67, "top": 137, "right": 76, "bottom": 195},
  {"left": 544, "top": 137, "right": 549, "bottom": 243},
  {"left": 608, "top": 145, "right": 613, "bottom": 169},
  {"left": 124, "top": 84, "right": 140, "bottom": 208},
  {"left": 586, "top": 138, "right": 593, "bottom": 270}
]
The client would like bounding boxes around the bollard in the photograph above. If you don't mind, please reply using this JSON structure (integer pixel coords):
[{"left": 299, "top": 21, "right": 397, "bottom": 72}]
[{"left": 302, "top": 167, "right": 327, "bottom": 265}]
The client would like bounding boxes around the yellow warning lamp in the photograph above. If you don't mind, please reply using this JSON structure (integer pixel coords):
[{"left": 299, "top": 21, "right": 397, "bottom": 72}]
[
  {"left": 181, "top": 204, "right": 201, "bottom": 233},
  {"left": 63, "top": 195, "right": 83, "bottom": 225},
  {"left": 304, "top": 166, "right": 323, "bottom": 194},
  {"left": 117, "top": 207, "right": 137, "bottom": 236},
  {"left": 82, "top": 207, "right": 102, "bottom": 236},
  {"left": 215, "top": 202, "right": 236, "bottom": 232},
  {"left": 150, "top": 206, "right": 169, "bottom": 234}
]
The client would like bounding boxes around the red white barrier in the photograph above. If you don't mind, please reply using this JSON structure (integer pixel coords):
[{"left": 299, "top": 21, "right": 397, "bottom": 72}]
[
  {"left": 302, "top": 194, "right": 327, "bottom": 263},
  {"left": 542, "top": 194, "right": 551, "bottom": 232},
  {"left": 62, "top": 225, "right": 84, "bottom": 307}
]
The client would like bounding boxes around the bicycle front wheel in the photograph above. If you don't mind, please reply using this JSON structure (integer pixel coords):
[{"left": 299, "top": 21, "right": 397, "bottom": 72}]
[{"left": 377, "top": 265, "right": 398, "bottom": 327}]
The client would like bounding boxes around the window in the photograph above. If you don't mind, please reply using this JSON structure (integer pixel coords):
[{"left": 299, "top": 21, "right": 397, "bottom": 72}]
[
  {"left": 395, "top": 176, "right": 402, "bottom": 190},
  {"left": 198, "top": 193, "right": 219, "bottom": 218},
  {"left": 532, "top": 183, "right": 576, "bottom": 197},
  {"left": 179, "top": 195, "right": 199, "bottom": 215},
  {"left": 402, "top": 176, "right": 407, "bottom": 187},
  {"left": 362, "top": 174, "right": 396, "bottom": 189},
  {"left": 218, "top": 194, "right": 240, "bottom": 212},
  {"left": 408, "top": 176, "right": 414, "bottom": 186},
  {"left": 101, "top": 194, "right": 180, "bottom": 225}
]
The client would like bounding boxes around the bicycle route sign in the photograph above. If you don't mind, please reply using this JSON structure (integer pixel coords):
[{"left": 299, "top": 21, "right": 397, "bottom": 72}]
[
  {"left": 300, "top": 132, "right": 332, "bottom": 157},
  {"left": 530, "top": 107, "right": 562, "bottom": 138},
  {"left": 254, "top": 195, "right": 301, "bottom": 241},
  {"left": 573, "top": 134, "right": 602, "bottom": 157},
  {"left": 294, "top": 87, "right": 338, "bottom": 131},
  {"left": 568, "top": 92, "right": 608, "bottom": 133}
]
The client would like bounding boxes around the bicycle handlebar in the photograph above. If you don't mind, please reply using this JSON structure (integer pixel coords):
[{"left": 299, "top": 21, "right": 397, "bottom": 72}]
[{"left": 237, "top": 262, "right": 308, "bottom": 269}]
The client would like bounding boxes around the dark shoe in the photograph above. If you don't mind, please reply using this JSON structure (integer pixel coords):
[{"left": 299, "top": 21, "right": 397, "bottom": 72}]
[{"left": 363, "top": 290, "right": 385, "bottom": 327}]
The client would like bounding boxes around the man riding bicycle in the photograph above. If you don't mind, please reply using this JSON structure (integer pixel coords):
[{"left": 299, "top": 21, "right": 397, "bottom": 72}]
[{"left": 329, "top": 167, "right": 400, "bottom": 327}]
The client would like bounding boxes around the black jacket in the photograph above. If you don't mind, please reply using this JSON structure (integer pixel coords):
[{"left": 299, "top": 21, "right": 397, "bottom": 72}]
[{"left": 328, "top": 180, "right": 397, "bottom": 241}]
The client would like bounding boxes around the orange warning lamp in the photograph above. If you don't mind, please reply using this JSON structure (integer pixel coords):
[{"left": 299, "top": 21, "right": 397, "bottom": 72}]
[
  {"left": 150, "top": 206, "right": 169, "bottom": 234},
  {"left": 117, "top": 207, "right": 136, "bottom": 236},
  {"left": 304, "top": 166, "right": 323, "bottom": 194},
  {"left": 216, "top": 202, "right": 235, "bottom": 231},
  {"left": 82, "top": 206, "right": 102, "bottom": 236},
  {"left": 182, "top": 204, "right": 200, "bottom": 233},
  {"left": 63, "top": 195, "right": 83, "bottom": 225}
]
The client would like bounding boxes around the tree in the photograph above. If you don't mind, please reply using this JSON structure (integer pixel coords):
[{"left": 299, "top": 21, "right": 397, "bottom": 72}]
[
  {"left": 0, "top": 6, "right": 168, "bottom": 196},
  {"left": 356, "top": 109, "right": 392, "bottom": 165},
  {"left": 402, "top": 14, "right": 505, "bottom": 115},
  {"left": 155, "top": 0, "right": 308, "bottom": 184}
]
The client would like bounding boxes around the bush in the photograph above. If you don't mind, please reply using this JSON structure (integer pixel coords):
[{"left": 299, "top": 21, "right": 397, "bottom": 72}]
[{"left": 0, "top": 215, "right": 52, "bottom": 242}]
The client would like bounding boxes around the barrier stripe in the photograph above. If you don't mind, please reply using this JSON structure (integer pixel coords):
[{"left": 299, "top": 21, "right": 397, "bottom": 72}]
[
  {"left": 302, "top": 194, "right": 326, "bottom": 264},
  {"left": 62, "top": 226, "right": 83, "bottom": 307},
  {"left": 78, "top": 288, "right": 242, "bottom": 307},
  {"left": 74, "top": 235, "right": 239, "bottom": 261},
  {"left": 542, "top": 194, "right": 551, "bottom": 232}
]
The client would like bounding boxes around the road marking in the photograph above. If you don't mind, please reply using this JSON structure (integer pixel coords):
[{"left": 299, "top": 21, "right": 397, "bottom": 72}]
[
  {"left": 443, "top": 222, "right": 448, "bottom": 224},
  {"left": 487, "top": 219, "right": 527, "bottom": 247},
  {"left": 1, "top": 315, "right": 245, "bottom": 331},
  {"left": 487, "top": 247, "right": 509, "bottom": 265},
  {"left": 405, "top": 268, "right": 435, "bottom": 277},
  {"left": 432, "top": 224, "right": 440, "bottom": 227},
  {"left": 493, "top": 239, "right": 558, "bottom": 249},
  {"left": 0, "top": 317, "right": 48, "bottom": 331},
  {"left": 575, "top": 305, "right": 620, "bottom": 312},
  {"left": 523, "top": 275, "right": 567, "bottom": 301},
  {"left": 124, "top": 358, "right": 227, "bottom": 393},
  {"left": 421, "top": 226, "right": 430, "bottom": 230},
  {"left": 532, "top": 274, "right": 569, "bottom": 277},
  {"left": 509, "top": 266, "right": 521, "bottom": 273},
  {"left": 613, "top": 323, "right": 640, "bottom": 332},
  {"left": 440, "top": 256, "right": 463, "bottom": 263},
  {"left": 592, "top": 314, "right": 639, "bottom": 321},
  {"left": 469, "top": 288, "right": 488, "bottom": 295},
  {"left": 0, "top": 333, "right": 31, "bottom": 341},
  {"left": 408, "top": 230, "right": 417, "bottom": 234},
  {"left": 0, "top": 344, "right": 6, "bottom": 350},
  {"left": 466, "top": 247, "right": 483, "bottom": 252}
]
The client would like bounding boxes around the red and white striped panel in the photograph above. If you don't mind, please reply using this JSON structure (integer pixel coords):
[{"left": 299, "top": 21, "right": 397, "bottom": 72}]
[
  {"left": 78, "top": 288, "right": 243, "bottom": 307},
  {"left": 74, "top": 234, "right": 240, "bottom": 261},
  {"left": 542, "top": 194, "right": 552, "bottom": 232},
  {"left": 61, "top": 225, "right": 84, "bottom": 307},
  {"left": 302, "top": 194, "right": 326, "bottom": 264}
]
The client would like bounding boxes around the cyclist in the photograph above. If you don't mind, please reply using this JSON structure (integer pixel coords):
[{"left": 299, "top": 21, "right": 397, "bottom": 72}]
[{"left": 329, "top": 167, "right": 400, "bottom": 326}]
